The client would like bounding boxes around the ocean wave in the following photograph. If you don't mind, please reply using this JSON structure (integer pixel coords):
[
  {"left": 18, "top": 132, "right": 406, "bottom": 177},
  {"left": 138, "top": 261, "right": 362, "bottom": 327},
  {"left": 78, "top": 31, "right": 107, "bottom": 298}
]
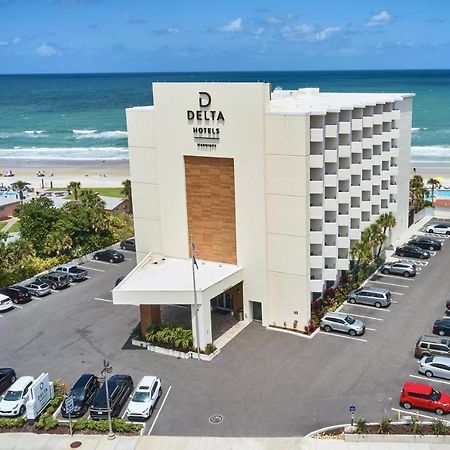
[
  {"left": 412, "top": 127, "right": 428, "bottom": 132},
  {"left": 72, "top": 129, "right": 98, "bottom": 135},
  {"left": 74, "top": 130, "right": 128, "bottom": 140},
  {"left": 0, "top": 147, "right": 128, "bottom": 160},
  {"left": 24, "top": 130, "right": 45, "bottom": 135}
]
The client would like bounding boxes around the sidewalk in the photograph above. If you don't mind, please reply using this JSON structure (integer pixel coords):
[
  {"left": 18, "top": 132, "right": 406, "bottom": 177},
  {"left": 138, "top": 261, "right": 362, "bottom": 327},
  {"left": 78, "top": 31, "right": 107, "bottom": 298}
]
[{"left": 0, "top": 434, "right": 446, "bottom": 450}]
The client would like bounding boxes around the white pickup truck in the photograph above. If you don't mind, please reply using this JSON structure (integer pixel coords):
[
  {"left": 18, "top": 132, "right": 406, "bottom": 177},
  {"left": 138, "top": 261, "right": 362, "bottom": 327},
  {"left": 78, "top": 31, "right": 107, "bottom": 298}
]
[{"left": 55, "top": 265, "right": 88, "bottom": 282}]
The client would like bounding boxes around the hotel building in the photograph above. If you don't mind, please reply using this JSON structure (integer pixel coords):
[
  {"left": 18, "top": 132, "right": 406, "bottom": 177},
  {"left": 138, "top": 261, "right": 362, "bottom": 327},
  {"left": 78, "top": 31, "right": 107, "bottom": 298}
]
[{"left": 112, "top": 82, "right": 413, "bottom": 349}]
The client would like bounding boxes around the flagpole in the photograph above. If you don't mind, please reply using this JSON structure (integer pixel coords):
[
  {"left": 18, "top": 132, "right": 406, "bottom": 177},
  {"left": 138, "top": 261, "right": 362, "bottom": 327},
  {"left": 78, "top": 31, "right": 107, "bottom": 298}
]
[{"left": 191, "top": 236, "right": 201, "bottom": 361}]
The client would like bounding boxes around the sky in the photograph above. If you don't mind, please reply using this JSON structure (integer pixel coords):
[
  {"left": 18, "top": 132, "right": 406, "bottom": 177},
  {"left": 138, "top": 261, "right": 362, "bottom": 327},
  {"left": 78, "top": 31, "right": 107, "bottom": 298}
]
[{"left": 1, "top": 0, "right": 450, "bottom": 74}]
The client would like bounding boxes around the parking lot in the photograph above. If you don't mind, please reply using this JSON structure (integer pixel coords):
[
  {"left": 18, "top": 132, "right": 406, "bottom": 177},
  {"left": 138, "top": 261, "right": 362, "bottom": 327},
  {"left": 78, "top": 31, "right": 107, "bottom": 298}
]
[{"left": 3, "top": 220, "right": 450, "bottom": 436}]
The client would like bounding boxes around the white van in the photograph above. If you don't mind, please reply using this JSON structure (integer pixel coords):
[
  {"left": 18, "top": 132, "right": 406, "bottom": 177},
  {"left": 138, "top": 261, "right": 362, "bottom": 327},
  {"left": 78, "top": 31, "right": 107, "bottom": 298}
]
[{"left": 0, "top": 376, "right": 34, "bottom": 416}]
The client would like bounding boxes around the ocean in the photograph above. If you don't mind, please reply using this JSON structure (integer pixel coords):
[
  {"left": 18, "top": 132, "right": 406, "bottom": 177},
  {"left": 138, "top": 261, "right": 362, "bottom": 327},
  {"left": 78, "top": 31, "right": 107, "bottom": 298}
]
[{"left": 1, "top": 70, "right": 450, "bottom": 163}]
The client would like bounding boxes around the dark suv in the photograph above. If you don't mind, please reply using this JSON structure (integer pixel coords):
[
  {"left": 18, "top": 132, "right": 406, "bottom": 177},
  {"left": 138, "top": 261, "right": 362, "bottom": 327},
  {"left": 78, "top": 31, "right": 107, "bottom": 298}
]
[
  {"left": 0, "top": 286, "right": 32, "bottom": 304},
  {"left": 35, "top": 272, "right": 70, "bottom": 290},
  {"left": 408, "top": 237, "right": 443, "bottom": 251},
  {"left": 90, "top": 374, "right": 133, "bottom": 420},
  {"left": 120, "top": 239, "right": 135, "bottom": 251},
  {"left": 434, "top": 319, "right": 450, "bottom": 337},
  {"left": 61, "top": 374, "right": 99, "bottom": 418}
]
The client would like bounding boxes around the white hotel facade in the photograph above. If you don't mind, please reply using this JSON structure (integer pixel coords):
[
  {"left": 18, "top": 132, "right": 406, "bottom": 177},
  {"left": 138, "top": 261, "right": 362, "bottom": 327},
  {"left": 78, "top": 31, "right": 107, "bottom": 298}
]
[{"left": 113, "top": 82, "right": 413, "bottom": 349}]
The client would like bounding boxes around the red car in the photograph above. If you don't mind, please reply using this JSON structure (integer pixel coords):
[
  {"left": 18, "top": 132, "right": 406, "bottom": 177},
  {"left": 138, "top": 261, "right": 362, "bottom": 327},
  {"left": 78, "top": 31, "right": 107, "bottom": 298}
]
[{"left": 400, "top": 382, "right": 450, "bottom": 415}]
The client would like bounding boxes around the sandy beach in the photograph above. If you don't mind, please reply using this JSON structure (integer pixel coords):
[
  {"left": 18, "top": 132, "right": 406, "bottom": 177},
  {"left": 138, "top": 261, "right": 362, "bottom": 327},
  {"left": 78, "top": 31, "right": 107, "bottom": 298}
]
[{"left": 0, "top": 159, "right": 130, "bottom": 191}]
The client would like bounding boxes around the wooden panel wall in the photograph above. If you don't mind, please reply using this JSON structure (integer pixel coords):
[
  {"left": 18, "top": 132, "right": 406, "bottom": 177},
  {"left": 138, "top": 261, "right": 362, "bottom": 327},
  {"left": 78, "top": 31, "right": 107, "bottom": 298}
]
[{"left": 184, "top": 156, "right": 237, "bottom": 264}]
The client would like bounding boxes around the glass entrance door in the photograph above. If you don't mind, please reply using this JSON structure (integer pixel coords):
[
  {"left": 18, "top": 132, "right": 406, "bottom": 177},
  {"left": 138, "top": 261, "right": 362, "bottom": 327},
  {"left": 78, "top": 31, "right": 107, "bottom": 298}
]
[{"left": 251, "top": 301, "right": 262, "bottom": 321}]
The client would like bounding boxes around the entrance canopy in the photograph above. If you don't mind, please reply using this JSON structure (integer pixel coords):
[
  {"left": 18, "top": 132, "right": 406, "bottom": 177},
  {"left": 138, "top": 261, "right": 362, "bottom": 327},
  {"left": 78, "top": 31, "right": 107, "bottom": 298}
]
[{"left": 112, "top": 253, "right": 244, "bottom": 307}]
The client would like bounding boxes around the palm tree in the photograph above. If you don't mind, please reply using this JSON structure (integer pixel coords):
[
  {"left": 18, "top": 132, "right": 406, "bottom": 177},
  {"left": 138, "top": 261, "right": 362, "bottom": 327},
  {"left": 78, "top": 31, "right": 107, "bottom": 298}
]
[
  {"left": 67, "top": 181, "right": 81, "bottom": 200},
  {"left": 361, "top": 223, "right": 386, "bottom": 258},
  {"left": 121, "top": 179, "right": 133, "bottom": 214},
  {"left": 409, "top": 175, "right": 428, "bottom": 212},
  {"left": 376, "top": 213, "right": 397, "bottom": 257},
  {"left": 11, "top": 180, "right": 27, "bottom": 201},
  {"left": 43, "top": 231, "right": 73, "bottom": 256},
  {"left": 427, "top": 178, "right": 441, "bottom": 206},
  {"left": 79, "top": 189, "right": 105, "bottom": 210},
  {"left": 350, "top": 240, "right": 372, "bottom": 270}
]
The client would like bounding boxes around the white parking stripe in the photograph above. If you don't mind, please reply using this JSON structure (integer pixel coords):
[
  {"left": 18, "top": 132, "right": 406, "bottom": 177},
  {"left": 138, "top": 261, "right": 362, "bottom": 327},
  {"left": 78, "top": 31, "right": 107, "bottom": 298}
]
[
  {"left": 346, "top": 303, "right": 391, "bottom": 312},
  {"left": 81, "top": 266, "right": 105, "bottom": 272},
  {"left": 93, "top": 297, "right": 113, "bottom": 303},
  {"left": 124, "top": 258, "right": 132, "bottom": 261},
  {"left": 409, "top": 374, "right": 450, "bottom": 386},
  {"left": 121, "top": 409, "right": 127, "bottom": 419},
  {"left": 89, "top": 260, "right": 114, "bottom": 265},
  {"left": 390, "top": 300, "right": 399, "bottom": 304},
  {"left": 148, "top": 385, "right": 172, "bottom": 436},
  {"left": 318, "top": 331, "right": 367, "bottom": 342},
  {"left": 390, "top": 292, "right": 404, "bottom": 296},
  {"left": 345, "top": 313, "right": 383, "bottom": 321},
  {"left": 391, "top": 407, "right": 450, "bottom": 423},
  {"left": 376, "top": 273, "right": 415, "bottom": 281},
  {"left": 370, "top": 280, "right": 409, "bottom": 288},
  {"left": 13, "top": 305, "right": 23, "bottom": 309},
  {"left": 365, "top": 327, "right": 376, "bottom": 331}
]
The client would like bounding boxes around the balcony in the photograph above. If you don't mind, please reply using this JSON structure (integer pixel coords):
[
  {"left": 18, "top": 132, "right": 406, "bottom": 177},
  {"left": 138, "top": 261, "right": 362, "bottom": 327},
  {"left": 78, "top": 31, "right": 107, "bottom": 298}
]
[
  {"left": 372, "top": 154, "right": 382, "bottom": 165},
  {"left": 337, "top": 236, "right": 349, "bottom": 248},
  {"left": 323, "top": 199, "right": 337, "bottom": 210},
  {"left": 339, "top": 122, "right": 351, "bottom": 134},
  {"left": 363, "top": 117, "right": 374, "bottom": 128},
  {"left": 338, "top": 145, "right": 351, "bottom": 157},
  {"left": 309, "top": 278, "right": 324, "bottom": 293},
  {"left": 323, "top": 246, "right": 337, "bottom": 258},
  {"left": 391, "top": 128, "right": 400, "bottom": 139},
  {"left": 324, "top": 174, "right": 338, "bottom": 186},
  {"left": 349, "top": 228, "right": 361, "bottom": 240},
  {"left": 361, "top": 179, "right": 372, "bottom": 191},
  {"left": 309, "top": 154, "right": 323, "bottom": 168},
  {"left": 373, "top": 113, "right": 383, "bottom": 125},
  {"left": 350, "top": 208, "right": 361, "bottom": 219},
  {"left": 325, "top": 125, "right": 338, "bottom": 138},
  {"left": 362, "top": 137, "right": 373, "bottom": 149},
  {"left": 323, "top": 268, "right": 338, "bottom": 281},
  {"left": 309, "top": 231, "right": 324, "bottom": 245},
  {"left": 373, "top": 134, "right": 382, "bottom": 146},
  {"left": 349, "top": 185, "right": 361, "bottom": 196},
  {"left": 392, "top": 109, "right": 401, "bottom": 120},
  {"left": 391, "top": 147, "right": 399, "bottom": 158},
  {"left": 361, "top": 159, "right": 372, "bottom": 170},
  {"left": 323, "top": 222, "right": 337, "bottom": 234},
  {"left": 382, "top": 131, "right": 392, "bottom": 142},
  {"left": 310, "top": 128, "right": 324, "bottom": 142},
  {"left": 324, "top": 149, "right": 338, "bottom": 163},
  {"left": 338, "top": 169, "right": 351, "bottom": 180},
  {"left": 309, "top": 255, "right": 324, "bottom": 269},
  {"left": 389, "top": 183, "right": 398, "bottom": 194},
  {"left": 310, "top": 181, "right": 323, "bottom": 194},
  {"left": 352, "top": 119, "right": 363, "bottom": 131},
  {"left": 337, "top": 191, "right": 351, "bottom": 204},
  {"left": 361, "top": 200, "right": 371, "bottom": 212},
  {"left": 336, "top": 259, "right": 350, "bottom": 270},
  {"left": 309, "top": 206, "right": 324, "bottom": 220},
  {"left": 390, "top": 165, "right": 399, "bottom": 176},
  {"left": 371, "top": 174, "right": 381, "bottom": 185},
  {"left": 337, "top": 215, "right": 350, "bottom": 226},
  {"left": 383, "top": 111, "right": 393, "bottom": 122},
  {"left": 351, "top": 142, "right": 362, "bottom": 153}
]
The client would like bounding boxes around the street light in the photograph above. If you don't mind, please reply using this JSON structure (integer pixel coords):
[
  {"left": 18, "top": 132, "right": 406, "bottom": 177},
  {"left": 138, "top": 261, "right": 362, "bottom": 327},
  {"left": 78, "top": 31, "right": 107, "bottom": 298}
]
[{"left": 100, "top": 360, "right": 115, "bottom": 440}]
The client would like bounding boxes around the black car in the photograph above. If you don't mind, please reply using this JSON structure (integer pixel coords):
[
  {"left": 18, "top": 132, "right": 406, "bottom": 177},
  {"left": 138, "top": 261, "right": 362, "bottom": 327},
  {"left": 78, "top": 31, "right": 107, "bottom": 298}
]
[
  {"left": 120, "top": 239, "right": 135, "bottom": 251},
  {"left": 407, "top": 237, "right": 442, "bottom": 251},
  {"left": 433, "top": 319, "right": 450, "bottom": 337},
  {"left": 93, "top": 249, "right": 125, "bottom": 263},
  {"left": 0, "top": 286, "right": 32, "bottom": 304},
  {"left": 0, "top": 369, "right": 16, "bottom": 394},
  {"left": 90, "top": 374, "right": 133, "bottom": 420},
  {"left": 395, "top": 245, "right": 430, "bottom": 259},
  {"left": 61, "top": 374, "right": 99, "bottom": 418},
  {"left": 36, "top": 272, "right": 71, "bottom": 290}
]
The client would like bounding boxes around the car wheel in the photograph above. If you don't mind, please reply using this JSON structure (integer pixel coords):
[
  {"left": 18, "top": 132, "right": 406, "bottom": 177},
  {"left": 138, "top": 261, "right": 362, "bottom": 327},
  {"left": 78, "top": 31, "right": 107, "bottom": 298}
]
[
  {"left": 427, "top": 229, "right": 433, "bottom": 233},
  {"left": 109, "top": 258, "right": 114, "bottom": 263},
  {"left": 436, "top": 408, "right": 445, "bottom": 415},
  {"left": 375, "top": 302, "right": 382, "bottom": 308},
  {"left": 447, "top": 231, "right": 450, "bottom": 235},
  {"left": 12, "top": 298, "right": 17, "bottom": 304},
  {"left": 94, "top": 255, "right": 99, "bottom": 260},
  {"left": 349, "top": 298, "right": 356, "bottom": 304},
  {"left": 425, "top": 370, "right": 433, "bottom": 378},
  {"left": 439, "top": 330, "right": 445, "bottom": 336},
  {"left": 403, "top": 272, "right": 410, "bottom": 278},
  {"left": 19, "top": 405, "right": 25, "bottom": 416},
  {"left": 402, "top": 402, "right": 412, "bottom": 410},
  {"left": 349, "top": 329, "right": 356, "bottom": 336},
  {"left": 382, "top": 269, "right": 390, "bottom": 275},
  {"left": 51, "top": 283, "right": 57, "bottom": 290},
  {"left": 429, "top": 246, "right": 435, "bottom": 251},
  {"left": 149, "top": 405, "right": 154, "bottom": 417},
  {"left": 323, "top": 325, "right": 332, "bottom": 332}
]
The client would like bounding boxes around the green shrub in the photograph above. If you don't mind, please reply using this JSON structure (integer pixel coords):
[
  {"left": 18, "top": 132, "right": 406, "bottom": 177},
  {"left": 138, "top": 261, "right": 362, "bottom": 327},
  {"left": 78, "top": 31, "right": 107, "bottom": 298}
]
[
  {"left": 431, "top": 418, "right": 448, "bottom": 436},
  {"left": 34, "top": 412, "right": 58, "bottom": 430},
  {"left": 145, "top": 323, "right": 193, "bottom": 351},
  {"left": 406, "top": 417, "right": 422, "bottom": 435},
  {"left": 355, "top": 418, "right": 368, "bottom": 434},
  {"left": 0, "top": 416, "right": 26, "bottom": 429},
  {"left": 72, "top": 418, "right": 142, "bottom": 433},
  {"left": 203, "top": 343, "right": 217, "bottom": 355},
  {"left": 379, "top": 417, "right": 393, "bottom": 434}
]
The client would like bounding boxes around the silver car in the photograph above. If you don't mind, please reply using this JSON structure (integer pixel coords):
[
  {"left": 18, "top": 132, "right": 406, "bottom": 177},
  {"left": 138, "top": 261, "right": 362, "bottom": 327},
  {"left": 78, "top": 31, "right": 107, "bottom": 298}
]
[
  {"left": 380, "top": 260, "right": 416, "bottom": 277},
  {"left": 24, "top": 282, "right": 51, "bottom": 297},
  {"left": 419, "top": 355, "right": 450, "bottom": 380},
  {"left": 320, "top": 312, "right": 365, "bottom": 336},
  {"left": 348, "top": 286, "right": 391, "bottom": 308},
  {"left": 426, "top": 223, "right": 450, "bottom": 235}
]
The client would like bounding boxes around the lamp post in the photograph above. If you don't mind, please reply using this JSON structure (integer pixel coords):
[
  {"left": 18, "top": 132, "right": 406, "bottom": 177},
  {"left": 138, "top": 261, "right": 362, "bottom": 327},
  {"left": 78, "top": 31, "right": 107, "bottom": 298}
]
[{"left": 101, "top": 360, "right": 115, "bottom": 440}]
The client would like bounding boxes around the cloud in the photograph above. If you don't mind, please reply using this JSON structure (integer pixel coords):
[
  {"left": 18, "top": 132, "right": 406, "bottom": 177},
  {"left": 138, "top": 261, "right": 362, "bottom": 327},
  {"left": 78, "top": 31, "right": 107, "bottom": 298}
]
[
  {"left": 127, "top": 16, "right": 147, "bottom": 25},
  {"left": 0, "top": 36, "right": 21, "bottom": 47},
  {"left": 265, "top": 14, "right": 295, "bottom": 26},
  {"left": 35, "top": 43, "right": 58, "bottom": 57},
  {"left": 364, "top": 11, "right": 392, "bottom": 27},
  {"left": 217, "top": 18, "right": 243, "bottom": 33},
  {"left": 152, "top": 27, "right": 180, "bottom": 35},
  {"left": 281, "top": 24, "right": 340, "bottom": 43}
]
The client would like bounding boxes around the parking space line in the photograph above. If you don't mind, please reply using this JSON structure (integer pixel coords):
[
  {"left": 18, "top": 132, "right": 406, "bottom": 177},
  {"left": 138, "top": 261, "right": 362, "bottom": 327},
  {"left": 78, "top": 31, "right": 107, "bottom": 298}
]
[
  {"left": 345, "top": 313, "right": 383, "bottom": 321},
  {"left": 81, "top": 266, "right": 106, "bottom": 272},
  {"left": 365, "top": 327, "right": 376, "bottom": 331},
  {"left": 124, "top": 258, "right": 133, "bottom": 261},
  {"left": 409, "top": 374, "right": 450, "bottom": 386},
  {"left": 50, "top": 289, "right": 59, "bottom": 293},
  {"left": 0, "top": 314, "right": 4, "bottom": 318},
  {"left": 391, "top": 407, "right": 450, "bottom": 424},
  {"left": 93, "top": 297, "right": 113, "bottom": 303},
  {"left": 121, "top": 409, "right": 127, "bottom": 419},
  {"left": 390, "top": 300, "right": 399, "bottom": 304},
  {"left": 346, "top": 303, "right": 391, "bottom": 312},
  {"left": 375, "top": 273, "right": 415, "bottom": 281},
  {"left": 148, "top": 385, "right": 172, "bottom": 436},
  {"left": 13, "top": 305, "right": 23, "bottom": 309},
  {"left": 370, "top": 280, "right": 409, "bottom": 288},
  {"left": 318, "top": 331, "right": 367, "bottom": 342},
  {"left": 53, "top": 403, "right": 62, "bottom": 419},
  {"left": 390, "top": 292, "right": 404, "bottom": 296},
  {"left": 89, "top": 260, "right": 113, "bottom": 265}
]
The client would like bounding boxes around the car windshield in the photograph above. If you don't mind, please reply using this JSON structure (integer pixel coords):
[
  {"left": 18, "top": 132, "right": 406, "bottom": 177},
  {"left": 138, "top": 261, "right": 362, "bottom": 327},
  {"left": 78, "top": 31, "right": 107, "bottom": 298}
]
[
  {"left": 431, "top": 389, "right": 441, "bottom": 401},
  {"left": 70, "top": 387, "right": 86, "bottom": 401},
  {"left": 345, "top": 316, "right": 355, "bottom": 324},
  {"left": 4, "top": 390, "right": 21, "bottom": 401},
  {"left": 132, "top": 391, "right": 151, "bottom": 402}
]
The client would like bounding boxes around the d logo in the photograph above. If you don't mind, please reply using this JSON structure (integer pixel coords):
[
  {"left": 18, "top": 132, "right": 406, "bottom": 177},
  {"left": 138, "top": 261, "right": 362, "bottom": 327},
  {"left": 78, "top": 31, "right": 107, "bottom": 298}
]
[{"left": 199, "top": 92, "right": 211, "bottom": 108}]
